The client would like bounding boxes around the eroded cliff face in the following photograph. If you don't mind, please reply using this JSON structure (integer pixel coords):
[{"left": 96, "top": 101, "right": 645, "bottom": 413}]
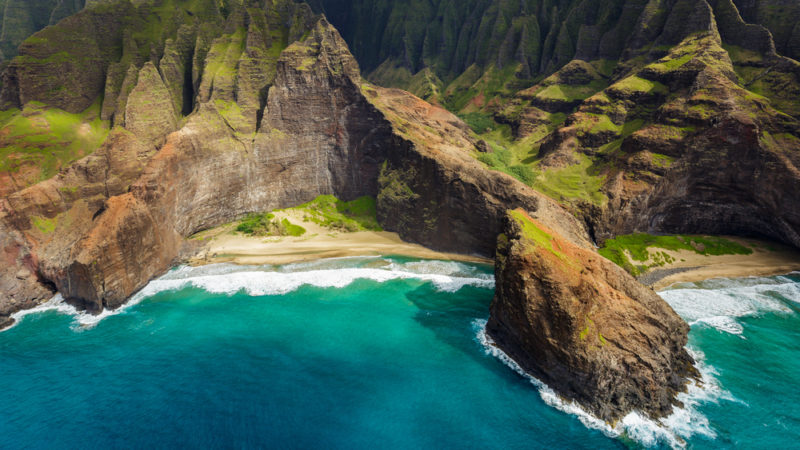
[
  {"left": 52, "top": 16, "right": 396, "bottom": 311},
  {"left": 311, "top": 0, "right": 800, "bottom": 255},
  {"left": 0, "top": 0, "right": 91, "bottom": 62},
  {"left": 487, "top": 209, "right": 695, "bottom": 422},
  {"left": 366, "top": 87, "right": 590, "bottom": 256},
  {"left": 0, "top": 1, "right": 590, "bottom": 314},
  {"left": 0, "top": 0, "right": 698, "bottom": 423}
]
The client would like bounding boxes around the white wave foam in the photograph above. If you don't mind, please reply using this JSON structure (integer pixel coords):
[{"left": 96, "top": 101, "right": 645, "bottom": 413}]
[
  {"left": 276, "top": 256, "right": 382, "bottom": 273},
  {"left": 473, "top": 319, "right": 732, "bottom": 449},
  {"left": 658, "top": 276, "right": 799, "bottom": 335},
  {"left": 390, "top": 259, "right": 493, "bottom": 279},
  {"left": 5, "top": 259, "right": 495, "bottom": 332},
  {"left": 694, "top": 316, "right": 744, "bottom": 335},
  {"left": 6, "top": 294, "right": 139, "bottom": 331},
  {"left": 138, "top": 263, "right": 494, "bottom": 299}
]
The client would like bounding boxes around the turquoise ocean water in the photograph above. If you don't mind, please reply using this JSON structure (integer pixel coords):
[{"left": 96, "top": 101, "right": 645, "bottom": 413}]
[{"left": 1, "top": 256, "right": 798, "bottom": 449}]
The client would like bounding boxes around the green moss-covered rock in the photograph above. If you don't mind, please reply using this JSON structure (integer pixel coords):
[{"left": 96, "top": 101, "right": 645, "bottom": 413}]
[
  {"left": 0, "top": 0, "right": 88, "bottom": 62},
  {"left": 316, "top": 0, "right": 658, "bottom": 111},
  {"left": 0, "top": 100, "right": 109, "bottom": 195},
  {"left": 123, "top": 62, "right": 178, "bottom": 147},
  {"left": 732, "top": 0, "right": 800, "bottom": 60},
  {"left": 0, "top": 3, "right": 130, "bottom": 112}
]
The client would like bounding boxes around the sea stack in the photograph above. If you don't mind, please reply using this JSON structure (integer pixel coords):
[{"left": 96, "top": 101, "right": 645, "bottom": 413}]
[{"left": 487, "top": 209, "right": 696, "bottom": 422}]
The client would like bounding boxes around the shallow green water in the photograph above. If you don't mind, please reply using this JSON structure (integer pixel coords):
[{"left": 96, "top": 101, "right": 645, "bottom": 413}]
[{"left": 1, "top": 257, "right": 798, "bottom": 448}]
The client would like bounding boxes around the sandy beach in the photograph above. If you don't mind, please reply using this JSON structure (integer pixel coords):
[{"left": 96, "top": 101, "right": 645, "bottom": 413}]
[
  {"left": 637, "top": 237, "right": 800, "bottom": 290},
  {"left": 190, "top": 213, "right": 800, "bottom": 288},
  {"left": 188, "top": 210, "right": 491, "bottom": 266}
]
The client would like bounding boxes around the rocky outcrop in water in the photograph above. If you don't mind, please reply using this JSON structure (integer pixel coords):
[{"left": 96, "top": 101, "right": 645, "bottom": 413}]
[{"left": 487, "top": 209, "right": 695, "bottom": 421}]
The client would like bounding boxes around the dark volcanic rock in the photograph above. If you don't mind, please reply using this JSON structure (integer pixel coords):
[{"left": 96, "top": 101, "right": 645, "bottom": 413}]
[{"left": 487, "top": 209, "right": 695, "bottom": 422}]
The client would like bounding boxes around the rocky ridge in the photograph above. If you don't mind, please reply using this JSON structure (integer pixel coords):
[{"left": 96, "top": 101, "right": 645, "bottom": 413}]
[
  {"left": 315, "top": 0, "right": 800, "bottom": 108},
  {"left": 531, "top": 0, "right": 800, "bottom": 249},
  {"left": 0, "top": 0, "right": 100, "bottom": 63},
  {"left": 317, "top": 0, "right": 800, "bottom": 255}
]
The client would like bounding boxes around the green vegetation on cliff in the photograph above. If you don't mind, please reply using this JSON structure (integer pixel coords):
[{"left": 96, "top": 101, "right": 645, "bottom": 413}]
[
  {"left": 0, "top": 0, "right": 88, "bottom": 62},
  {"left": 531, "top": 156, "right": 607, "bottom": 206},
  {"left": 599, "top": 233, "right": 754, "bottom": 276},
  {"left": 0, "top": 101, "right": 109, "bottom": 187},
  {"left": 31, "top": 215, "right": 58, "bottom": 234},
  {"left": 314, "top": 0, "right": 800, "bottom": 226},
  {"left": 475, "top": 146, "right": 536, "bottom": 186},
  {"left": 234, "top": 195, "right": 382, "bottom": 237},
  {"left": 236, "top": 212, "right": 307, "bottom": 237},
  {"left": 295, "top": 195, "right": 382, "bottom": 232},
  {"left": 508, "top": 209, "right": 563, "bottom": 259},
  {"left": 0, "top": 0, "right": 315, "bottom": 194}
]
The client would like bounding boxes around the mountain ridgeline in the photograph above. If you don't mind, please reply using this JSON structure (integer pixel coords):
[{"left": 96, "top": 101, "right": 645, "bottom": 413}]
[
  {"left": 313, "top": 0, "right": 800, "bottom": 100},
  {"left": 0, "top": 0, "right": 103, "bottom": 62},
  {"left": 317, "top": 0, "right": 800, "bottom": 251},
  {"left": 0, "top": 0, "right": 799, "bottom": 426}
]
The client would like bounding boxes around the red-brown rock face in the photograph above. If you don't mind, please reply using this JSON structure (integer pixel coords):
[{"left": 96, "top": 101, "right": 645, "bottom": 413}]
[
  {"left": 487, "top": 209, "right": 695, "bottom": 422},
  {"left": 0, "top": 15, "right": 592, "bottom": 315},
  {"left": 0, "top": 2, "right": 697, "bottom": 424}
]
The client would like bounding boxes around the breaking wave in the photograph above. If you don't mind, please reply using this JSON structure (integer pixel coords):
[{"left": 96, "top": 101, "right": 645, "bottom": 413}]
[
  {"left": 659, "top": 275, "right": 800, "bottom": 335},
  {"left": 473, "top": 319, "right": 733, "bottom": 449},
  {"left": 6, "top": 258, "right": 494, "bottom": 331},
  {"left": 8, "top": 294, "right": 124, "bottom": 331}
]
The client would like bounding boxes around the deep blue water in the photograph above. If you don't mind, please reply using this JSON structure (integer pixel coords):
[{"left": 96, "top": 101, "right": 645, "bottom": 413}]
[{"left": 1, "top": 257, "right": 798, "bottom": 449}]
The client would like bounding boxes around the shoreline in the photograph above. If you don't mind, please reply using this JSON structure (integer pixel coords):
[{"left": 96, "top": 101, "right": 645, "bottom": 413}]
[
  {"left": 652, "top": 265, "right": 800, "bottom": 290},
  {"left": 4, "top": 230, "right": 799, "bottom": 334},
  {"left": 187, "top": 210, "right": 492, "bottom": 267},
  {"left": 189, "top": 218, "right": 800, "bottom": 290},
  {"left": 632, "top": 237, "right": 800, "bottom": 290}
]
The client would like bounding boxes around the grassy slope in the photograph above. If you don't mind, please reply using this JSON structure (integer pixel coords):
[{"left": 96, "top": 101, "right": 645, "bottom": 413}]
[
  {"left": 233, "top": 195, "right": 382, "bottom": 237},
  {"left": 293, "top": 195, "right": 382, "bottom": 232},
  {"left": 0, "top": 101, "right": 109, "bottom": 184},
  {"left": 599, "top": 233, "right": 753, "bottom": 276},
  {"left": 449, "top": 31, "right": 798, "bottom": 212},
  {"left": 236, "top": 212, "right": 308, "bottom": 237}
]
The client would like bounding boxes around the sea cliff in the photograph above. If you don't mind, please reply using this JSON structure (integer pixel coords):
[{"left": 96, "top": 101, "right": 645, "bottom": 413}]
[{"left": 3, "top": 0, "right": 800, "bottom": 424}]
